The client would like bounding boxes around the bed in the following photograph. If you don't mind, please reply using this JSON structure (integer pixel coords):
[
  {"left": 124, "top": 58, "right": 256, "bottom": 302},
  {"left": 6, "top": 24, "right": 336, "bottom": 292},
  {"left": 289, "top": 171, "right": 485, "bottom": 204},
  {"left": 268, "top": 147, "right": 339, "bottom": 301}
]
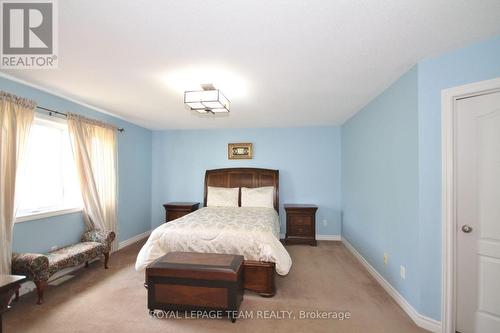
[{"left": 135, "top": 168, "right": 292, "bottom": 296}]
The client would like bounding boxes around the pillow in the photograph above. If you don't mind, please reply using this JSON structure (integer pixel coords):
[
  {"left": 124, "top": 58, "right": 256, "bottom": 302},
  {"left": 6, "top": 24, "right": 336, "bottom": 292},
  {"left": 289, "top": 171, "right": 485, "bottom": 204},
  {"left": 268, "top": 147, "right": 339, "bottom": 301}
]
[
  {"left": 206, "top": 186, "right": 239, "bottom": 207},
  {"left": 241, "top": 186, "right": 274, "bottom": 208}
]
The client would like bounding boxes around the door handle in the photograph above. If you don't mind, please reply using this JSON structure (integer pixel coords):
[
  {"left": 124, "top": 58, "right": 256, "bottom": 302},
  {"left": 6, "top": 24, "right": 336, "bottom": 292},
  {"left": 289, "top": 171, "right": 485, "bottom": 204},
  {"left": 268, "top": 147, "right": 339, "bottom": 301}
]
[{"left": 461, "top": 225, "right": 473, "bottom": 233}]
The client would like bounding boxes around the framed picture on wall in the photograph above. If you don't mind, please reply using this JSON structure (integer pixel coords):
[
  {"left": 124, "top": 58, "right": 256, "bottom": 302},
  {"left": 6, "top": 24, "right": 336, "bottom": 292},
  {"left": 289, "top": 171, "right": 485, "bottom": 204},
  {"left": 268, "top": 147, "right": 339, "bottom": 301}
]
[{"left": 228, "top": 143, "right": 253, "bottom": 159}]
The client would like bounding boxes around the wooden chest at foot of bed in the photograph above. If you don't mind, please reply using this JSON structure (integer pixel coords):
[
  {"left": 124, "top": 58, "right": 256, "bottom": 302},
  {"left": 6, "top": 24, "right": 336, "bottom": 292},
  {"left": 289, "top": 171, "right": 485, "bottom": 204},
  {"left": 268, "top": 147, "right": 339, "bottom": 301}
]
[{"left": 145, "top": 252, "right": 244, "bottom": 322}]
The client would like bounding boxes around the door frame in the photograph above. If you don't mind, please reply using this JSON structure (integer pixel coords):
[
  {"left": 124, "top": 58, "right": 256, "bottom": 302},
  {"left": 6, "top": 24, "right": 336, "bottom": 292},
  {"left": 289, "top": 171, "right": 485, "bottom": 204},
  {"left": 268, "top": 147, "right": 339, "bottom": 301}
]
[{"left": 441, "top": 76, "right": 500, "bottom": 333}]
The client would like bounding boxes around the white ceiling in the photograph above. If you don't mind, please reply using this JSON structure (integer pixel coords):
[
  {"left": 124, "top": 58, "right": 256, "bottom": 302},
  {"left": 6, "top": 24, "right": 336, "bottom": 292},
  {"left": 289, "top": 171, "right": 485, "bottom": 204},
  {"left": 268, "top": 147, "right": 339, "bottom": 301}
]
[{"left": 2, "top": 0, "right": 500, "bottom": 130}]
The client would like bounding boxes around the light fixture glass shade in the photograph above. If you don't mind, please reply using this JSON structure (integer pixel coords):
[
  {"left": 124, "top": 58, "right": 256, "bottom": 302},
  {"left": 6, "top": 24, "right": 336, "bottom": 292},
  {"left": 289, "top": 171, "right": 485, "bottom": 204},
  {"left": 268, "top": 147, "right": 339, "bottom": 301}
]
[
  {"left": 184, "top": 89, "right": 230, "bottom": 113},
  {"left": 185, "top": 102, "right": 205, "bottom": 109},
  {"left": 202, "top": 101, "right": 223, "bottom": 109}
]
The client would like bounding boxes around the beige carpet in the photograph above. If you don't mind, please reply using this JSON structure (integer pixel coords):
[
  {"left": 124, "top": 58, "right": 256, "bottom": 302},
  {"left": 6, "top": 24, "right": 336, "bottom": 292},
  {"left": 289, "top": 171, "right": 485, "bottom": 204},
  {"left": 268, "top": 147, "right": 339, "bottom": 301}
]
[{"left": 4, "top": 240, "right": 428, "bottom": 333}]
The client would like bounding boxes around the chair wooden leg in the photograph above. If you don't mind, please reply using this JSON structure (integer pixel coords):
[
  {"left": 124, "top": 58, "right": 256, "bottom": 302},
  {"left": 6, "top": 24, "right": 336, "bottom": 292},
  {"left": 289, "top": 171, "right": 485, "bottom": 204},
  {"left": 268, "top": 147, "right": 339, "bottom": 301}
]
[
  {"left": 14, "top": 286, "right": 20, "bottom": 302},
  {"left": 34, "top": 280, "right": 48, "bottom": 305},
  {"left": 104, "top": 252, "right": 109, "bottom": 269},
  {"left": 85, "top": 261, "right": 89, "bottom": 268}
]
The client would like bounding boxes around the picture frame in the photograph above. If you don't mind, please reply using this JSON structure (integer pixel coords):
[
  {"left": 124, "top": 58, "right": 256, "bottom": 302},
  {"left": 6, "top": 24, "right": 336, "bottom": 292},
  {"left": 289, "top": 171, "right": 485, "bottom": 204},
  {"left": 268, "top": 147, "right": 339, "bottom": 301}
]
[{"left": 228, "top": 143, "right": 253, "bottom": 159}]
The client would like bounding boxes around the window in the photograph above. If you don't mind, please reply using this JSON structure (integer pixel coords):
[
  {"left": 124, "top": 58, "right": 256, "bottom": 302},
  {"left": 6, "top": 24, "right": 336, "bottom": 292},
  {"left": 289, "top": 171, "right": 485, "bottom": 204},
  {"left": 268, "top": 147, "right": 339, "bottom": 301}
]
[{"left": 16, "top": 115, "right": 82, "bottom": 221}]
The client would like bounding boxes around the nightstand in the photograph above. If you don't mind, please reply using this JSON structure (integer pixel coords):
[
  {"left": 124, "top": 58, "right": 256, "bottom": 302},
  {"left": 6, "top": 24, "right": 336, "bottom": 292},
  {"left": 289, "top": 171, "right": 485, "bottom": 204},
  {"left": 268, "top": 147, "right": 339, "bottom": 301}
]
[
  {"left": 284, "top": 204, "right": 318, "bottom": 246},
  {"left": 163, "top": 202, "right": 200, "bottom": 222}
]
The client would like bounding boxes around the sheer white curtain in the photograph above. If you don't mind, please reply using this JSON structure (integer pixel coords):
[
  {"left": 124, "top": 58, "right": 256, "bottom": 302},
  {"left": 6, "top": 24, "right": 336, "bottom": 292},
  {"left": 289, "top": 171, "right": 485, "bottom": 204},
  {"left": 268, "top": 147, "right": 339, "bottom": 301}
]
[
  {"left": 0, "top": 92, "right": 35, "bottom": 274},
  {"left": 67, "top": 113, "right": 118, "bottom": 249}
]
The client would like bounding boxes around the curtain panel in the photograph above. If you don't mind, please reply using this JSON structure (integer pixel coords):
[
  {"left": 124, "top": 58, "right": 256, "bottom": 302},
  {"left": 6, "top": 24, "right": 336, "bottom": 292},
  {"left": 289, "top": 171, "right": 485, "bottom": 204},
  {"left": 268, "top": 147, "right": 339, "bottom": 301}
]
[
  {"left": 67, "top": 113, "right": 118, "bottom": 250},
  {"left": 0, "top": 91, "right": 35, "bottom": 274}
]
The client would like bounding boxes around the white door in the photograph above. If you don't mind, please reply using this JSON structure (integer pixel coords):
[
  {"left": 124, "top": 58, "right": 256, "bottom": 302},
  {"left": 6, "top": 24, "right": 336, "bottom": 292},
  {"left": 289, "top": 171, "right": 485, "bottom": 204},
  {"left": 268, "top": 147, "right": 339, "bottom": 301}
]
[{"left": 456, "top": 91, "right": 500, "bottom": 333}]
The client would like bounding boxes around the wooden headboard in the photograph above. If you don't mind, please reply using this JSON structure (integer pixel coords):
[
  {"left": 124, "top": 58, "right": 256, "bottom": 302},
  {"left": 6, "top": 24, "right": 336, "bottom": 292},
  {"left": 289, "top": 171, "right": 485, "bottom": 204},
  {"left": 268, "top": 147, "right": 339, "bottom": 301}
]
[{"left": 204, "top": 168, "right": 279, "bottom": 212}]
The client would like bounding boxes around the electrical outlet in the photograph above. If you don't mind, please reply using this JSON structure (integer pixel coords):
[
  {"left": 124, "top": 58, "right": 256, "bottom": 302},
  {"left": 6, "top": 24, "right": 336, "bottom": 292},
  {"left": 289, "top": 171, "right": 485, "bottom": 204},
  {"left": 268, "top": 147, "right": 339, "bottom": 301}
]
[
  {"left": 383, "top": 253, "right": 388, "bottom": 265},
  {"left": 400, "top": 265, "right": 406, "bottom": 280},
  {"left": 322, "top": 219, "right": 327, "bottom": 226},
  {"left": 51, "top": 245, "right": 58, "bottom": 251}
]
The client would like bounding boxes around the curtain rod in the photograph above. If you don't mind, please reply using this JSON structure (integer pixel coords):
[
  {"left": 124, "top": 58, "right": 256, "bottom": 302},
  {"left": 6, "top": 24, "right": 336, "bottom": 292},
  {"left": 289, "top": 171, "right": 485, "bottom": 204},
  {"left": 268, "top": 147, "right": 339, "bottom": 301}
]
[{"left": 36, "top": 106, "right": 125, "bottom": 132}]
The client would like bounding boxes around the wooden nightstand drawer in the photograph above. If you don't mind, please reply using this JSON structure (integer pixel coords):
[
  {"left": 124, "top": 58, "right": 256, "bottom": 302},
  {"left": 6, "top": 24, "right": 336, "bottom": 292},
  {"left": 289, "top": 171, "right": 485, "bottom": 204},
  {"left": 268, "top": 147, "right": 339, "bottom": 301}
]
[
  {"left": 163, "top": 202, "right": 200, "bottom": 222},
  {"left": 290, "top": 215, "right": 313, "bottom": 226},
  {"left": 288, "top": 223, "right": 312, "bottom": 236},
  {"left": 284, "top": 204, "right": 318, "bottom": 246},
  {"left": 167, "top": 210, "right": 190, "bottom": 221}
]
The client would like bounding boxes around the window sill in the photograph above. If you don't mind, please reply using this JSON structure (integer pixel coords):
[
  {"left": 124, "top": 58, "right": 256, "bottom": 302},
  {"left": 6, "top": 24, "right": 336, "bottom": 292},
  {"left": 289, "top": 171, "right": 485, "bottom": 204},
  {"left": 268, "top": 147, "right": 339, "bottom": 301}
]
[{"left": 15, "top": 207, "right": 83, "bottom": 223}]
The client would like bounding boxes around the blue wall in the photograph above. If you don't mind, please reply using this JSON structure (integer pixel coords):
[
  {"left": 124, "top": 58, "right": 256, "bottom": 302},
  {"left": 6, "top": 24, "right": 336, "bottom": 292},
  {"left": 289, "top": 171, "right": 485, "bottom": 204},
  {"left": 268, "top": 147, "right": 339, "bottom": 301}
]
[
  {"left": 151, "top": 127, "right": 342, "bottom": 235},
  {"left": 0, "top": 76, "right": 153, "bottom": 253},
  {"left": 342, "top": 36, "right": 500, "bottom": 321},
  {"left": 417, "top": 36, "right": 500, "bottom": 319},
  {"left": 4, "top": 34, "right": 499, "bottom": 322},
  {"left": 342, "top": 66, "right": 420, "bottom": 308}
]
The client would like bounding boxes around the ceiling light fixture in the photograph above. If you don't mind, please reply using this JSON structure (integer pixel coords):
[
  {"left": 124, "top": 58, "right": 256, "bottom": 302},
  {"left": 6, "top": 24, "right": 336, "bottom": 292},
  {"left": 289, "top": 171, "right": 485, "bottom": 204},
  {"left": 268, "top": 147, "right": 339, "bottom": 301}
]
[{"left": 184, "top": 83, "right": 230, "bottom": 114}]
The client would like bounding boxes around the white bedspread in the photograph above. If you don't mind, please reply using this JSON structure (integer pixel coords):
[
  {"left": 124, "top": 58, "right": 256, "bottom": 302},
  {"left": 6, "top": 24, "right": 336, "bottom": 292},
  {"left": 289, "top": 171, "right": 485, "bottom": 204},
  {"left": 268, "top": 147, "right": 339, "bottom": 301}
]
[{"left": 135, "top": 206, "right": 292, "bottom": 275}]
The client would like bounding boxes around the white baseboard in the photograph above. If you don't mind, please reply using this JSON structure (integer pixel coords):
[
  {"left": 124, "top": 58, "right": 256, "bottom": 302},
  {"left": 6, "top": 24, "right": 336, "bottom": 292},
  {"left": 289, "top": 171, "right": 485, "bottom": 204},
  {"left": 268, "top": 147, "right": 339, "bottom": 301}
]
[
  {"left": 117, "top": 229, "right": 152, "bottom": 251},
  {"left": 279, "top": 234, "right": 341, "bottom": 241},
  {"left": 342, "top": 238, "right": 442, "bottom": 333},
  {"left": 316, "top": 234, "right": 341, "bottom": 241}
]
